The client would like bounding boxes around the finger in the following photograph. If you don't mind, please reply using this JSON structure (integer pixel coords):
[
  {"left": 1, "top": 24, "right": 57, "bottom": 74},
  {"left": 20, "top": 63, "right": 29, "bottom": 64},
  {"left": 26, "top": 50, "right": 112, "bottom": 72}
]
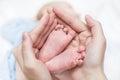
[
  {"left": 40, "top": 10, "right": 55, "bottom": 38},
  {"left": 47, "top": 8, "right": 55, "bottom": 26},
  {"left": 85, "top": 15, "right": 106, "bottom": 63},
  {"left": 37, "top": 19, "right": 57, "bottom": 49},
  {"left": 22, "top": 32, "right": 36, "bottom": 65},
  {"left": 85, "top": 15, "right": 105, "bottom": 39},
  {"left": 35, "top": 11, "right": 56, "bottom": 48},
  {"left": 30, "top": 11, "right": 50, "bottom": 43},
  {"left": 53, "top": 7, "right": 87, "bottom": 32}
]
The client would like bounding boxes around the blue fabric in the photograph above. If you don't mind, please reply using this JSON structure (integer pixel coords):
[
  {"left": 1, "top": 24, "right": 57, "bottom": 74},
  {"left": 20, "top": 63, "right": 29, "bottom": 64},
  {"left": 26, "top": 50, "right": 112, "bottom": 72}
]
[{"left": 0, "top": 19, "right": 36, "bottom": 80}]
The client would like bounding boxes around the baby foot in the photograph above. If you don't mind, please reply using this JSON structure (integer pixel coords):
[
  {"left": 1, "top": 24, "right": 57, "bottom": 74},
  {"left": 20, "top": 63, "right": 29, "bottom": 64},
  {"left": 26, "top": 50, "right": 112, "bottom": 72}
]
[
  {"left": 39, "top": 24, "right": 76, "bottom": 62},
  {"left": 46, "top": 35, "right": 86, "bottom": 73}
]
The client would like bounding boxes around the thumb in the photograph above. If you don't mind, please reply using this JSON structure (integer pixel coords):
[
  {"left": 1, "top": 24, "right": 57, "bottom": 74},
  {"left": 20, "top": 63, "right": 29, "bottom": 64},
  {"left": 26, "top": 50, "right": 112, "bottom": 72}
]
[
  {"left": 85, "top": 15, "right": 105, "bottom": 40},
  {"left": 22, "top": 32, "right": 36, "bottom": 64},
  {"left": 22, "top": 32, "right": 52, "bottom": 80},
  {"left": 85, "top": 15, "right": 106, "bottom": 66}
]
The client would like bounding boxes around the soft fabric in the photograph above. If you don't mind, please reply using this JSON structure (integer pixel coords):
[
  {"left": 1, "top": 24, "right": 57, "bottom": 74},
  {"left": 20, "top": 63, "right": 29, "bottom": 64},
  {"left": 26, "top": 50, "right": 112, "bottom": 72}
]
[{"left": 0, "top": 19, "right": 36, "bottom": 80}]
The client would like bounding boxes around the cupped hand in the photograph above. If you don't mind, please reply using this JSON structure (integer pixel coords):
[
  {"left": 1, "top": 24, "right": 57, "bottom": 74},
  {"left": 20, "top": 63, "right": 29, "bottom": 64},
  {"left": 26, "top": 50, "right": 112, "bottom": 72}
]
[
  {"left": 51, "top": 7, "right": 107, "bottom": 80},
  {"left": 14, "top": 11, "right": 57, "bottom": 80},
  {"left": 21, "top": 32, "right": 52, "bottom": 80},
  {"left": 70, "top": 15, "right": 107, "bottom": 80}
]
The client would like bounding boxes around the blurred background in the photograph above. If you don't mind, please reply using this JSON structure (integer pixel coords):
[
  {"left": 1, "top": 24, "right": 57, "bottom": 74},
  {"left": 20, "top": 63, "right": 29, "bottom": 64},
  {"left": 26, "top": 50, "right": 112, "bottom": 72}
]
[{"left": 0, "top": 0, "right": 120, "bottom": 80}]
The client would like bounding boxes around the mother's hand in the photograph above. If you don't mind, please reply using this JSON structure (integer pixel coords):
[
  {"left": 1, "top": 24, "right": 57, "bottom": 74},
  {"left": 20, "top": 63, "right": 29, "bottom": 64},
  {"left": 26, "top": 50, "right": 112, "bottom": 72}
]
[
  {"left": 52, "top": 7, "right": 107, "bottom": 80},
  {"left": 14, "top": 11, "right": 56, "bottom": 80},
  {"left": 19, "top": 32, "right": 52, "bottom": 80},
  {"left": 71, "top": 15, "right": 107, "bottom": 80}
]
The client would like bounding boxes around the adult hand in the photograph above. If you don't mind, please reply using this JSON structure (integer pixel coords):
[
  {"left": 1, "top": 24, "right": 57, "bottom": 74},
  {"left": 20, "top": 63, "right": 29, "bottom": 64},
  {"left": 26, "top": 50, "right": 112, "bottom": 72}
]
[
  {"left": 14, "top": 11, "right": 57, "bottom": 80},
  {"left": 70, "top": 15, "right": 107, "bottom": 80},
  {"left": 19, "top": 32, "right": 52, "bottom": 80},
  {"left": 52, "top": 7, "right": 107, "bottom": 80}
]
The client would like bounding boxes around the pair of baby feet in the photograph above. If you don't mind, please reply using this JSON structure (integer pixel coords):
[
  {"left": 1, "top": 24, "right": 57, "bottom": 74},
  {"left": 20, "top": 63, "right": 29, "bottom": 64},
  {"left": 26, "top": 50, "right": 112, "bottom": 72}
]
[{"left": 39, "top": 24, "right": 86, "bottom": 73}]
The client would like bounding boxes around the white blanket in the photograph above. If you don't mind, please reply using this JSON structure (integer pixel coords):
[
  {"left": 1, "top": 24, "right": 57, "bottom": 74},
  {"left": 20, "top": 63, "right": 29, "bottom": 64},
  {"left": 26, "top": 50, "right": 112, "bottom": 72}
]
[
  {"left": 0, "top": 36, "right": 12, "bottom": 80},
  {"left": 0, "top": 0, "right": 120, "bottom": 80}
]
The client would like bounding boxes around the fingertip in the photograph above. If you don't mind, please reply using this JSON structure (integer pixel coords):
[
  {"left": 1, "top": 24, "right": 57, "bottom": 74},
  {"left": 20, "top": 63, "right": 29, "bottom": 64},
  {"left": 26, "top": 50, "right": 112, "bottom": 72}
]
[
  {"left": 85, "top": 15, "right": 95, "bottom": 27},
  {"left": 85, "top": 15, "right": 94, "bottom": 20},
  {"left": 22, "top": 32, "right": 32, "bottom": 47},
  {"left": 23, "top": 32, "right": 28, "bottom": 41}
]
